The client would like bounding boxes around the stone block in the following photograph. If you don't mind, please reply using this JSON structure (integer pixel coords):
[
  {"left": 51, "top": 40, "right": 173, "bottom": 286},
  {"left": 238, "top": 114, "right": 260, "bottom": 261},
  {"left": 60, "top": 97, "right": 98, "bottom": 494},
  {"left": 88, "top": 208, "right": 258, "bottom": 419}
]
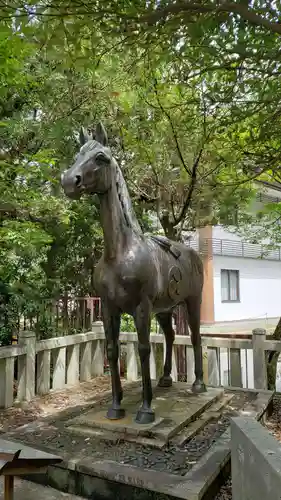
[
  {"left": 66, "top": 382, "right": 223, "bottom": 446},
  {"left": 231, "top": 417, "right": 281, "bottom": 500}
]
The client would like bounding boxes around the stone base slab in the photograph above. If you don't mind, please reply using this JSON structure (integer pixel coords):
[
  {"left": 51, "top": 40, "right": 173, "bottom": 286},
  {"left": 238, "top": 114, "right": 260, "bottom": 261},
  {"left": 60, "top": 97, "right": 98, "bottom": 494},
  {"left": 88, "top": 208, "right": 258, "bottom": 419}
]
[{"left": 66, "top": 383, "right": 224, "bottom": 447}]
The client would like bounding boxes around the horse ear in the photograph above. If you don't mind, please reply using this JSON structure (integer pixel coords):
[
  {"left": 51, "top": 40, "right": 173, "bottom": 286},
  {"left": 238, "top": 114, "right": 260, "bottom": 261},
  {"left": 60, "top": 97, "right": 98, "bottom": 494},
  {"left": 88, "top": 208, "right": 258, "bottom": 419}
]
[
  {"left": 79, "top": 126, "right": 90, "bottom": 146},
  {"left": 95, "top": 122, "right": 108, "bottom": 146}
]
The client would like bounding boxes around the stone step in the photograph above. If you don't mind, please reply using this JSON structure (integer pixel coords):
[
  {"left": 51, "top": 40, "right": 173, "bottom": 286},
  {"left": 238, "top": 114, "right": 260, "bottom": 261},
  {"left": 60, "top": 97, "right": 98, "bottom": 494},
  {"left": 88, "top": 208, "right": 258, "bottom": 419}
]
[{"left": 170, "top": 393, "right": 234, "bottom": 447}]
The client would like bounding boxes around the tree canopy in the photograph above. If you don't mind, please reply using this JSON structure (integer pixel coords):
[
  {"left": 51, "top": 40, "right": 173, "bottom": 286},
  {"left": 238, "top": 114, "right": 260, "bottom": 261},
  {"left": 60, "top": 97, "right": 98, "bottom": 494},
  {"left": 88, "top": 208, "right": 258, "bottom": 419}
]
[{"left": 1, "top": 0, "right": 281, "bottom": 341}]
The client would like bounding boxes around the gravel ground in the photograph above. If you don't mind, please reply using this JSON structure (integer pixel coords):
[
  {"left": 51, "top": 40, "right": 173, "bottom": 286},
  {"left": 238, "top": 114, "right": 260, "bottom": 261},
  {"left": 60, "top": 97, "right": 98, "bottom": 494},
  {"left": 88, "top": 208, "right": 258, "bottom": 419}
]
[
  {"left": 265, "top": 394, "right": 281, "bottom": 440},
  {"left": 0, "top": 376, "right": 113, "bottom": 433},
  {"left": 7, "top": 391, "right": 254, "bottom": 477},
  {"left": 214, "top": 479, "right": 232, "bottom": 500}
]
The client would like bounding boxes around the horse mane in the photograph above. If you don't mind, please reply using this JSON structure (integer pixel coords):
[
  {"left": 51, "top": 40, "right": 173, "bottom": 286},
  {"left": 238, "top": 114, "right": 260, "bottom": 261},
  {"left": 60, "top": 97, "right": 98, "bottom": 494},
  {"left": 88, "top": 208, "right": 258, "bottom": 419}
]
[{"left": 114, "top": 159, "right": 143, "bottom": 235}]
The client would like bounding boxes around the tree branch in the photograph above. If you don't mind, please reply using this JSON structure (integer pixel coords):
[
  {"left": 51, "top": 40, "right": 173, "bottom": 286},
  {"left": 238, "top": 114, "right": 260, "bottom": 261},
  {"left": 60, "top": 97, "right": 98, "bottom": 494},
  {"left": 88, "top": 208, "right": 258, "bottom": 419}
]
[
  {"left": 140, "top": 2, "right": 281, "bottom": 36},
  {"left": 173, "top": 147, "right": 203, "bottom": 226},
  {"left": 153, "top": 78, "right": 191, "bottom": 176},
  {"left": 0, "top": 205, "right": 44, "bottom": 225}
]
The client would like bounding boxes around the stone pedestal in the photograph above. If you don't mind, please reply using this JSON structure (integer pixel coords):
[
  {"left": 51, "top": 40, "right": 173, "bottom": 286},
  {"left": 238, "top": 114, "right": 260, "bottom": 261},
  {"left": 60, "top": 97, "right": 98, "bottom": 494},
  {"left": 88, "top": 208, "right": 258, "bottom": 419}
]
[{"left": 66, "top": 383, "right": 224, "bottom": 447}]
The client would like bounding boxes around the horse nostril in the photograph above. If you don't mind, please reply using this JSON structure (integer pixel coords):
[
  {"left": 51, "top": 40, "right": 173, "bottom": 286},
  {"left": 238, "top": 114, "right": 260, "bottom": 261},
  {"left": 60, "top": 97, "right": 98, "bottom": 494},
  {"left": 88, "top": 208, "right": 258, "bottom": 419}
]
[{"left": 75, "top": 175, "right": 82, "bottom": 188}]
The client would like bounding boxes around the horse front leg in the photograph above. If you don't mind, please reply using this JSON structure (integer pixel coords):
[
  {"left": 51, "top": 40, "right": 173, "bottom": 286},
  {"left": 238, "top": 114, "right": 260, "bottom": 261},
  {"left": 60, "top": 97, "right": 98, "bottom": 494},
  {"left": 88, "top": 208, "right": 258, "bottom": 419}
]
[
  {"left": 134, "top": 299, "right": 155, "bottom": 424},
  {"left": 102, "top": 301, "right": 124, "bottom": 419}
]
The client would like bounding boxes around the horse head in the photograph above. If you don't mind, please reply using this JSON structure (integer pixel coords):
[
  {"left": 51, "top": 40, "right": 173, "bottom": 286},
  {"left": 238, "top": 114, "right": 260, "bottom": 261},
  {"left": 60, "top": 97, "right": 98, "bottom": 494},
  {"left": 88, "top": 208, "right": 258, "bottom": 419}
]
[{"left": 61, "top": 122, "right": 113, "bottom": 198}]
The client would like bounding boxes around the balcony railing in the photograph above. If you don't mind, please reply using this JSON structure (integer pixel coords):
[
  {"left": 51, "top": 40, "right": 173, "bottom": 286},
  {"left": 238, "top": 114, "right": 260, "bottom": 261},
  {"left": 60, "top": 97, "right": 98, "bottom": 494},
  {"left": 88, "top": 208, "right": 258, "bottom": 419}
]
[{"left": 187, "top": 238, "right": 281, "bottom": 261}]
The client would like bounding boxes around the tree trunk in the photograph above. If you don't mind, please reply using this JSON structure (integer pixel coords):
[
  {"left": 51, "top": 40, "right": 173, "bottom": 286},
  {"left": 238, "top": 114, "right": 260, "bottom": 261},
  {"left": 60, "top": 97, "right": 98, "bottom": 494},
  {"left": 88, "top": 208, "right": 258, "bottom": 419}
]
[
  {"left": 62, "top": 291, "right": 69, "bottom": 331},
  {"left": 266, "top": 317, "right": 281, "bottom": 390},
  {"left": 160, "top": 212, "right": 179, "bottom": 240}
]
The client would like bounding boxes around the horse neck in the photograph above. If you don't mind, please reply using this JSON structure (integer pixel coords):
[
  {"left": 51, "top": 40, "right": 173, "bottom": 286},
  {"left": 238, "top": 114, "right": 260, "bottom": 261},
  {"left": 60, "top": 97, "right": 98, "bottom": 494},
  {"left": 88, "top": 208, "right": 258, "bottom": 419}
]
[{"left": 98, "top": 160, "right": 142, "bottom": 260}]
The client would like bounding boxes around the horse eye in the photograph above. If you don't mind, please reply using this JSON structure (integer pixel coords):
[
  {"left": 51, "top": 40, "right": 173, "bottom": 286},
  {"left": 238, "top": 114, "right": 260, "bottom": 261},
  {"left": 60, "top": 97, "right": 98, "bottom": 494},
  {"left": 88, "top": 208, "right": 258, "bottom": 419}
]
[{"left": 96, "top": 153, "right": 110, "bottom": 164}]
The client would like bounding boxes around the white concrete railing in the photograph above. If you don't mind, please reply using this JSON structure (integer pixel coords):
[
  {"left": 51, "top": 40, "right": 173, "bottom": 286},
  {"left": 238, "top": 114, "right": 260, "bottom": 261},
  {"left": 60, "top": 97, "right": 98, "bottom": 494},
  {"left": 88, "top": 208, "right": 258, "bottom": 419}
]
[{"left": 0, "top": 323, "right": 278, "bottom": 409}]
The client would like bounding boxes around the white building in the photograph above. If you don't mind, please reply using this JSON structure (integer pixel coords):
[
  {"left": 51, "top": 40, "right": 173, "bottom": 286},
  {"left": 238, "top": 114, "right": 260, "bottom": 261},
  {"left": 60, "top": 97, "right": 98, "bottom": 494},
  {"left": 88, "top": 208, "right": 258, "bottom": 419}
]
[{"left": 188, "top": 181, "right": 281, "bottom": 326}]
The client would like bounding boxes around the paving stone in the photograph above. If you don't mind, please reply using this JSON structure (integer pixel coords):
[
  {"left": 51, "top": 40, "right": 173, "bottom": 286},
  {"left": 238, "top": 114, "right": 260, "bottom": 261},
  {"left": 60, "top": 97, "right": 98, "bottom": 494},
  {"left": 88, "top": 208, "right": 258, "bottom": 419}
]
[
  {"left": 0, "top": 477, "right": 83, "bottom": 499},
  {"left": 0, "top": 437, "right": 61, "bottom": 460}
]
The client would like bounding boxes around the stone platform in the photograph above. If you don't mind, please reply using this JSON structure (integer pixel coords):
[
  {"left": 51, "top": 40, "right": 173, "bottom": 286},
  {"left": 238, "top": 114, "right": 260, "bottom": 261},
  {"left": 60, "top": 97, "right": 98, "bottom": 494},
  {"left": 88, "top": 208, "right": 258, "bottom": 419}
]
[
  {"left": 66, "top": 383, "right": 224, "bottom": 447},
  {"left": 2, "top": 383, "right": 274, "bottom": 500}
]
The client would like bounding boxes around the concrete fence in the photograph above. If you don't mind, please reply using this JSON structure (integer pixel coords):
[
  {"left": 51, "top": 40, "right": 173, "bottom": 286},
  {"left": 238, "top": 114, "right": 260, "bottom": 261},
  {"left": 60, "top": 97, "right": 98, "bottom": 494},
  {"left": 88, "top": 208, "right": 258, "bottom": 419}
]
[
  {"left": 231, "top": 417, "right": 281, "bottom": 499},
  {"left": 0, "top": 322, "right": 279, "bottom": 409}
]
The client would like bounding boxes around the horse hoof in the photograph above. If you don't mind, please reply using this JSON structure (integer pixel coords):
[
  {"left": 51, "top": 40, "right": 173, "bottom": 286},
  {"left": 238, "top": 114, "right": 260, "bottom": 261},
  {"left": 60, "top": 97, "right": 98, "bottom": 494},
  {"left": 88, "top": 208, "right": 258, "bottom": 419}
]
[
  {"left": 135, "top": 408, "right": 155, "bottom": 425},
  {"left": 192, "top": 381, "right": 207, "bottom": 394},
  {"left": 157, "top": 375, "right": 173, "bottom": 388},
  {"left": 106, "top": 407, "right": 125, "bottom": 420}
]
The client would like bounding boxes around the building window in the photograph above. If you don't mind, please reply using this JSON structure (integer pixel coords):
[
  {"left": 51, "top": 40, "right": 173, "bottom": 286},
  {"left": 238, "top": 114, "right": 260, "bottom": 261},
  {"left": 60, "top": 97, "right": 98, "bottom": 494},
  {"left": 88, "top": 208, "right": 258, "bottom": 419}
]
[{"left": 221, "top": 269, "right": 240, "bottom": 302}]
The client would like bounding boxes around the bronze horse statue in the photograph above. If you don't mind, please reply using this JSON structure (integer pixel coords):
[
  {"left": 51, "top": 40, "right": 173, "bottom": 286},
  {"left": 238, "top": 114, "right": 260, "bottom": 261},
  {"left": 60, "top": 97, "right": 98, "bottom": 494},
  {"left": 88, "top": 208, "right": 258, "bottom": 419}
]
[{"left": 61, "top": 123, "right": 206, "bottom": 425}]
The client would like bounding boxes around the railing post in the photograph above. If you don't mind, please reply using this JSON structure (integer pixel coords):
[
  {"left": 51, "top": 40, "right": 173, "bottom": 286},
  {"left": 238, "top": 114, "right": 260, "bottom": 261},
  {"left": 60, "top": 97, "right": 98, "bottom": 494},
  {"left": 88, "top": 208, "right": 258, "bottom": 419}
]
[
  {"left": 0, "top": 355, "right": 14, "bottom": 408},
  {"left": 186, "top": 345, "right": 195, "bottom": 384},
  {"left": 203, "top": 346, "right": 209, "bottom": 385},
  {"left": 171, "top": 345, "right": 178, "bottom": 382},
  {"left": 92, "top": 340, "right": 104, "bottom": 377},
  {"left": 150, "top": 343, "right": 157, "bottom": 380},
  {"left": 91, "top": 320, "right": 105, "bottom": 377},
  {"left": 52, "top": 347, "right": 66, "bottom": 390},
  {"left": 230, "top": 348, "right": 242, "bottom": 387},
  {"left": 18, "top": 330, "right": 36, "bottom": 401},
  {"left": 89, "top": 299, "right": 94, "bottom": 324},
  {"left": 37, "top": 349, "right": 51, "bottom": 395},
  {"left": 66, "top": 344, "right": 80, "bottom": 385},
  {"left": 127, "top": 341, "right": 138, "bottom": 381},
  {"left": 80, "top": 341, "right": 92, "bottom": 381},
  {"left": 208, "top": 347, "right": 220, "bottom": 386},
  {"left": 252, "top": 328, "right": 267, "bottom": 390},
  {"left": 92, "top": 320, "right": 104, "bottom": 338}
]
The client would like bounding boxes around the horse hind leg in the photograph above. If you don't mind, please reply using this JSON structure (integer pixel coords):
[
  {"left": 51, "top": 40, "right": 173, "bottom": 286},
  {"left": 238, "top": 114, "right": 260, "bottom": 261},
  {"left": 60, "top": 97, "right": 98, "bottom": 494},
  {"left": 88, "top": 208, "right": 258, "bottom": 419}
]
[
  {"left": 134, "top": 299, "right": 155, "bottom": 425},
  {"left": 186, "top": 296, "right": 206, "bottom": 393},
  {"left": 156, "top": 312, "right": 175, "bottom": 388}
]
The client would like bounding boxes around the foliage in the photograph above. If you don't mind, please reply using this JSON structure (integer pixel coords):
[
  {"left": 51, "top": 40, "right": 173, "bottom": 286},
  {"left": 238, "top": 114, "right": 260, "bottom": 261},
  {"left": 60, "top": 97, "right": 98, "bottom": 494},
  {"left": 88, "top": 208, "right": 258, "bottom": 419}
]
[
  {"left": 1, "top": 1, "right": 281, "bottom": 342},
  {"left": 121, "top": 313, "right": 158, "bottom": 333}
]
